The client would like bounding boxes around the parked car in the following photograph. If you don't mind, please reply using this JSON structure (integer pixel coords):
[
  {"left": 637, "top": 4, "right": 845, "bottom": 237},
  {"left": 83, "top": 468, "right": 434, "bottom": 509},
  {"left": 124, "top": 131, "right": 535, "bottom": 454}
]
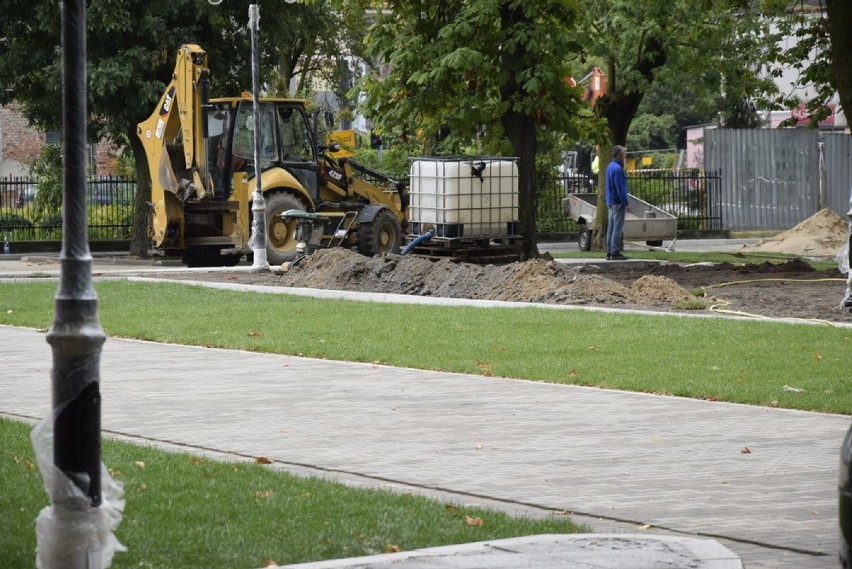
[
  {"left": 15, "top": 185, "right": 37, "bottom": 208},
  {"left": 841, "top": 424, "right": 852, "bottom": 568}
]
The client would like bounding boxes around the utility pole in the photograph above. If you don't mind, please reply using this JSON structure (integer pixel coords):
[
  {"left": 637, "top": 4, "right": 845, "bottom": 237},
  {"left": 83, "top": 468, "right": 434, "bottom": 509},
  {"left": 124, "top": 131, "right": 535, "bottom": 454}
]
[{"left": 33, "top": 1, "right": 123, "bottom": 567}]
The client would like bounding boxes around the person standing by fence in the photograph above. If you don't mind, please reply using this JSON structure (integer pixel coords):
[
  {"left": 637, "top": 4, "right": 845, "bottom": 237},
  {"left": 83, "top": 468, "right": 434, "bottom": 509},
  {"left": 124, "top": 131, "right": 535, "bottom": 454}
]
[{"left": 605, "top": 145, "right": 630, "bottom": 260}]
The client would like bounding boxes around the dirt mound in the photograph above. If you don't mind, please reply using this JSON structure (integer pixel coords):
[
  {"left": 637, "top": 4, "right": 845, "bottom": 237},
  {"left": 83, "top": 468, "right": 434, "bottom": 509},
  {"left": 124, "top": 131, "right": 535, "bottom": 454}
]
[
  {"left": 741, "top": 208, "right": 849, "bottom": 257},
  {"left": 631, "top": 275, "right": 695, "bottom": 303},
  {"left": 276, "top": 248, "right": 692, "bottom": 307}
]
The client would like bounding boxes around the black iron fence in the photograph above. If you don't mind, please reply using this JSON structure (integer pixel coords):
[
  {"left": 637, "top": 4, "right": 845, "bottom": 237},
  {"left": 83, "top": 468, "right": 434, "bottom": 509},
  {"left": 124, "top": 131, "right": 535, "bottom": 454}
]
[
  {"left": 0, "top": 176, "right": 136, "bottom": 241},
  {"left": 537, "top": 170, "right": 723, "bottom": 235},
  {"left": 2, "top": 171, "right": 722, "bottom": 244}
]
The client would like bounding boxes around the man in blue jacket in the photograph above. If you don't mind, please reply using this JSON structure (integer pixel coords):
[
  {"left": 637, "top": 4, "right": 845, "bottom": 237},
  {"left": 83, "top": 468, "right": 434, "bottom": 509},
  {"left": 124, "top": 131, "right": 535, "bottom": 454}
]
[{"left": 605, "top": 145, "right": 630, "bottom": 260}]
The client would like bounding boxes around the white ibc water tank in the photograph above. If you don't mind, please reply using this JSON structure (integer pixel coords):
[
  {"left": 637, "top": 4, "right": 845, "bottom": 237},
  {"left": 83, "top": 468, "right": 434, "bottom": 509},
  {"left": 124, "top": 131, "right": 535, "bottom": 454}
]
[{"left": 408, "top": 157, "right": 519, "bottom": 238}]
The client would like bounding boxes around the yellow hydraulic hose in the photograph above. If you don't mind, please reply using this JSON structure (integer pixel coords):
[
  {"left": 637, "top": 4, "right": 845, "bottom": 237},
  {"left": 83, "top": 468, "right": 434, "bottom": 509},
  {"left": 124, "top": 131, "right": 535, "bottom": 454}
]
[{"left": 700, "top": 277, "right": 847, "bottom": 326}]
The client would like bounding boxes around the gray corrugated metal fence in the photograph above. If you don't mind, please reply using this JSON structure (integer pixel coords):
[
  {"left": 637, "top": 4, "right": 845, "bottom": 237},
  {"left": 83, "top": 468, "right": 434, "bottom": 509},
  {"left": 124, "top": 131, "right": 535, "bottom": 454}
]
[
  {"left": 825, "top": 133, "right": 852, "bottom": 216},
  {"left": 705, "top": 129, "right": 852, "bottom": 230}
]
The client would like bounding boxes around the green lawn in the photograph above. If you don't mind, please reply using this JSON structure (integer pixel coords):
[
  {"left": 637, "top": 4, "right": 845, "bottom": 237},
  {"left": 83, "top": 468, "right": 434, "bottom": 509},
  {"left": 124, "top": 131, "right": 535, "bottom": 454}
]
[
  {"left": 0, "top": 417, "right": 583, "bottom": 569},
  {"left": 1, "top": 276, "right": 848, "bottom": 568},
  {"left": 1, "top": 279, "right": 849, "bottom": 414}
]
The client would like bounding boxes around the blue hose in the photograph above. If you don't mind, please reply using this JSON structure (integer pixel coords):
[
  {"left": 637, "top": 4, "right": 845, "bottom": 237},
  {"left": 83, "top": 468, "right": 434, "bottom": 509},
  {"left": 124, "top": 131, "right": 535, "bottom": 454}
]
[{"left": 401, "top": 229, "right": 434, "bottom": 255}]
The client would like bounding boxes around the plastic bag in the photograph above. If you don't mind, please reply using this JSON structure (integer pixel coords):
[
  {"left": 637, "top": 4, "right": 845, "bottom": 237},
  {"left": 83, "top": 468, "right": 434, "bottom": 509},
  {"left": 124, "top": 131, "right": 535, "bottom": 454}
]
[
  {"left": 838, "top": 242, "right": 850, "bottom": 275},
  {"left": 31, "top": 415, "right": 126, "bottom": 569}
]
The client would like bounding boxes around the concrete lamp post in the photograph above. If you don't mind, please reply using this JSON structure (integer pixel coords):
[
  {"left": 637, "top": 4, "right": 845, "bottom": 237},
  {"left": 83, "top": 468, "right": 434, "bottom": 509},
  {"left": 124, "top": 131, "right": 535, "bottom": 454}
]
[{"left": 209, "top": 0, "right": 296, "bottom": 269}]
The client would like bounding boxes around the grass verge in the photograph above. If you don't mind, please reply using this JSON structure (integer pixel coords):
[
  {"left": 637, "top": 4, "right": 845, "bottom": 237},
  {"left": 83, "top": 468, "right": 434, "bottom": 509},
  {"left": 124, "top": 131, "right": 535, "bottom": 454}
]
[
  {"left": 0, "top": 417, "right": 584, "bottom": 569},
  {"left": 1, "top": 280, "right": 849, "bottom": 414}
]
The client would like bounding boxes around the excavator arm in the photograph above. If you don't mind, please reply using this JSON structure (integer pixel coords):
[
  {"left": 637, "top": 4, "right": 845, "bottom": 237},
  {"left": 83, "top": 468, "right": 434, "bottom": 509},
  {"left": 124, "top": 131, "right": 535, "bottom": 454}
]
[{"left": 137, "top": 44, "right": 213, "bottom": 248}]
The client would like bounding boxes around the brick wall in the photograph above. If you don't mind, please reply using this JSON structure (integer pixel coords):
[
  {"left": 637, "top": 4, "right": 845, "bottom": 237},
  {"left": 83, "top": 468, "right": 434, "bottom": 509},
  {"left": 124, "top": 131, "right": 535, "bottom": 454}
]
[
  {"left": 0, "top": 103, "right": 119, "bottom": 177},
  {"left": 0, "top": 104, "right": 43, "bottom": 175}
]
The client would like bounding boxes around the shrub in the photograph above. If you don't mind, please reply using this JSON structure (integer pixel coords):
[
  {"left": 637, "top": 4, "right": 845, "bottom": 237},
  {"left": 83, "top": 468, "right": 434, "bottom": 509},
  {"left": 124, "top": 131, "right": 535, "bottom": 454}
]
[{"left": 0, "top": 213, "right": 35, "bottom": 240}]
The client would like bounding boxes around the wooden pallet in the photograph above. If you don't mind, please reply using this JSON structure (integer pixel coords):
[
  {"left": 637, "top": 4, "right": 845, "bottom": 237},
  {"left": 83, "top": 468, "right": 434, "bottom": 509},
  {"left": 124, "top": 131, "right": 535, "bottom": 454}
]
[{"left": 405, "top": 236, "right": 522, "bottom": 264}]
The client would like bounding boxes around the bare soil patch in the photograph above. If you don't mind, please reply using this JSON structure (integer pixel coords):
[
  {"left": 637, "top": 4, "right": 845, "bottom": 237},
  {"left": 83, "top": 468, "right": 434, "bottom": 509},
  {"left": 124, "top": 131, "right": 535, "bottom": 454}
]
[
  {"left": 147, "top": 247, "right": 852, "bottom": 324},
  {"left": 138, "top": 210, "right": 851, "bottom": 323}
]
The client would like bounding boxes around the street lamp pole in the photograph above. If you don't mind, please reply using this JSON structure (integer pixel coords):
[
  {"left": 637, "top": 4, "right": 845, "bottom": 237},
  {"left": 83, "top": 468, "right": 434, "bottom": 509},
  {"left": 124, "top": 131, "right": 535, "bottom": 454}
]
[
  {"left": 33, "top": 1, "right": 123, "bottom": 567},
  {"left": 209, "top": 0, "right": 295, "bottom": 269}
]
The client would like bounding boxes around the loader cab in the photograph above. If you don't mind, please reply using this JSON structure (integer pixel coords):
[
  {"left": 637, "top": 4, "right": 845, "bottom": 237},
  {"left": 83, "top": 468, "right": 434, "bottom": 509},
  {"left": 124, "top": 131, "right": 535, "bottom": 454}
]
[{"left": 207, "top": 98, "right": 320, "bottom": 200}]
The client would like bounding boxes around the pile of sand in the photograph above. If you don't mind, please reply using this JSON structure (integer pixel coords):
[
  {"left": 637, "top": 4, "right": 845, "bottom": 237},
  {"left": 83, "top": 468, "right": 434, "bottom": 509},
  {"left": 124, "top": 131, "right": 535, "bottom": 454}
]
[
  {"left": 741, "top": 208, "right": 849, "bottom": 257},
  {"left": 276, "top": 248, "right": 695, "bottom": 307}
]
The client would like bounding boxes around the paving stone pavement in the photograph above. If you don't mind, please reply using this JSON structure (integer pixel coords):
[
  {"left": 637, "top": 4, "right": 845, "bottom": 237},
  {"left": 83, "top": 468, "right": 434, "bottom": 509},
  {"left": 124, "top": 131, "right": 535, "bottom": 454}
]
[{"left": 0, "top": 320, "right": 848, "bottom": 568}]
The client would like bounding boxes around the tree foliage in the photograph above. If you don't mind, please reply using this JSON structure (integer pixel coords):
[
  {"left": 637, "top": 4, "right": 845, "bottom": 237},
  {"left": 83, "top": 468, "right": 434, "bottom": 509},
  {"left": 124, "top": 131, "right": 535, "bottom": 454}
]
[
  {"left": 764, "top": 0, "right": 851, "bottom": 128},
  {"left": 348, "top": 0, "right": 594, "bottom": 258},
  {"left": 0, "top": 0, "right": 359, "bottom": 256},
  {"left": 629, "top": 83, "right": 718, "bottom": 150},
  {"left": 626, "top": 113, "right": 679, "bottom": 151},
  {"left": 29, "top": 145, "right": 64, "bottom": 223},
  {"left": 581, "top": 0, "right": 785, "bottom": 249}
]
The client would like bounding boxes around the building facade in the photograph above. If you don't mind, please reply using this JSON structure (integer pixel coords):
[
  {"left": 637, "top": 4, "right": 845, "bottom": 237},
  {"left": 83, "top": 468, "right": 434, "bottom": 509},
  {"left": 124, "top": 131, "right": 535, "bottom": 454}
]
[{"left": 0, "top": 104, "right": 118, "bottom": 177}]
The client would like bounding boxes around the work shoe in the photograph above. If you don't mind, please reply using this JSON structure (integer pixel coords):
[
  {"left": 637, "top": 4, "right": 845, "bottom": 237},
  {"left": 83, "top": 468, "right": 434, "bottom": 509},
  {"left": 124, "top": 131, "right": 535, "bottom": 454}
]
[
  {"left": 606, "top": 254, "right": 612, "bottom": 260},
  {"left": 609, "top": 253, "right": 629, "bottom": 261}
]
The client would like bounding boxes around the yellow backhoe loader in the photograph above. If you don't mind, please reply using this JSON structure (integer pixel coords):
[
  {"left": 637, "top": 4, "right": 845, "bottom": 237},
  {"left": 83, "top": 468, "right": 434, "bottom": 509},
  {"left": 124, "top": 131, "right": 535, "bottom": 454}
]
[{"left": 137, "top": 44, "right": 406, "bottom": 267}]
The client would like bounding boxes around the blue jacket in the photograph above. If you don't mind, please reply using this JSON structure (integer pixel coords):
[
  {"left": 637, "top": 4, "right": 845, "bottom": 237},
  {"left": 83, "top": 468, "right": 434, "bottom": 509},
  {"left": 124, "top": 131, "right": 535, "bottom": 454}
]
[{"left": 605, "top": 159, "right": 629, "bottom": 207}]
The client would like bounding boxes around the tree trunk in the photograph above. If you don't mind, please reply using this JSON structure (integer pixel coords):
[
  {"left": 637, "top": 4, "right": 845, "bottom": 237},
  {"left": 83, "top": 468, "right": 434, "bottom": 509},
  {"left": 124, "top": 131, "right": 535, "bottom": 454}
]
[
  {"left": 500, "top": 3, "right": 538, "bottom": 260},
  {"left": 128, "top": 127, "right": 150, "bottom": 258},
  {"left": 503, "top": 110, "right": 538, "bottom": 260},
  {"left": 593, "top": 94, "right": 644, "bottom": 251},
  {"left": 593, "top": 142, "right": 613, "bottom": 252},
  {"left": 826, "top": 0, "right": 852, "bottom": 125},
  {"left": 591, "top": 38, "right": 667, "bottom": 252}
]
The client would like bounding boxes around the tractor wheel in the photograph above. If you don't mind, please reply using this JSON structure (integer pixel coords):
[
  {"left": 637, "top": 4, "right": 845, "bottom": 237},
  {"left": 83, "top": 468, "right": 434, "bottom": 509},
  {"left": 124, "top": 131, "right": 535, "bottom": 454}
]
[
  {"left": 265, "top": 192, "right": 309, "bottom": 265},
  {"left": 357, "top": 209, "right": 401, "bottom": 256}
]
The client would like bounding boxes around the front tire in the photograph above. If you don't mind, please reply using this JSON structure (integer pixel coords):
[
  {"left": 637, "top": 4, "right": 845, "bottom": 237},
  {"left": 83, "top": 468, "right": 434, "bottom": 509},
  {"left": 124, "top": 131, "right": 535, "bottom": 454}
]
[
  {"left": 357, "top": 209, "right": 401, "bottom": 256},
  {"left": 265, "top": 192, "right": 309, "bottom": 265}
]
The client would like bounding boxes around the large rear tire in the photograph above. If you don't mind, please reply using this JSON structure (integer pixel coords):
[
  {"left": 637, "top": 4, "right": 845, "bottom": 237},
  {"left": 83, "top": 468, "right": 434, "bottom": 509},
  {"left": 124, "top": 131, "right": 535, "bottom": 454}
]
[
  {"left": 357, "top": 209, "right": 401, "bottom": 256},
  {"left": 265, "top": 192, "right": 309, "bottom": 265}
]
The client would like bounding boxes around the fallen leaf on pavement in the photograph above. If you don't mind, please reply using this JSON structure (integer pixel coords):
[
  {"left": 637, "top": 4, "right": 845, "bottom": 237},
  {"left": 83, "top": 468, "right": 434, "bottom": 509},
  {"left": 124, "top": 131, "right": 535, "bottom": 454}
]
[
  {"left": 740, "top": 447, "right": 751, "bottom": 454},
  {"left": 256, "top": 456, "right": 273, "bottom": 464}
]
